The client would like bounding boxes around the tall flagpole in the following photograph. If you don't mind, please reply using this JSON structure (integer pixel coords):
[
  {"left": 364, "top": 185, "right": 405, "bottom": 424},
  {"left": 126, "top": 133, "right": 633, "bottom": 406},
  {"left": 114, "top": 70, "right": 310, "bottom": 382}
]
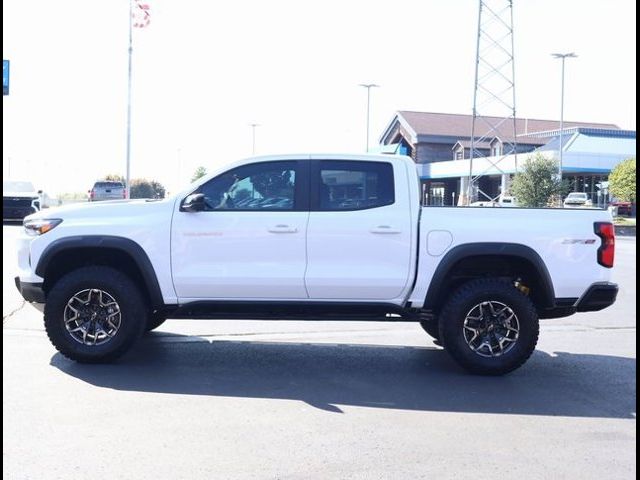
[{"left": 125, "top": 0, "right": 133, "bottom": 199}]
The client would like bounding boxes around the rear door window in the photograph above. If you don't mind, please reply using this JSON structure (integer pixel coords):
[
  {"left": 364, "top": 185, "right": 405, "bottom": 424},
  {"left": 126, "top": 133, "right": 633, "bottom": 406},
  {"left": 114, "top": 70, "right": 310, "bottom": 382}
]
[{"left": 313, "top": 160, "right": 394, "bottom": 211}]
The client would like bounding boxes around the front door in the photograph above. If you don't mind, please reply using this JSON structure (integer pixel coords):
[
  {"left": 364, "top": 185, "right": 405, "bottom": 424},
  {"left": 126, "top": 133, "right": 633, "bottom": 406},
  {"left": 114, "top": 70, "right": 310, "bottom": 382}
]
[{"left": 172, "top": 160, "right": 309, "bottom": 300}]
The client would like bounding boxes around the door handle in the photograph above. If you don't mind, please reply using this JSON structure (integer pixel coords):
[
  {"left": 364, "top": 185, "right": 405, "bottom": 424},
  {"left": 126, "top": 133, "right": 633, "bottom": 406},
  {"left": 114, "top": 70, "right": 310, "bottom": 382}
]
[
  {"left": 370, "top": 225, "right": 401, "bottom": 234},
  {"left": 268, "top": 224, "right": 298, "bottom": 233}
]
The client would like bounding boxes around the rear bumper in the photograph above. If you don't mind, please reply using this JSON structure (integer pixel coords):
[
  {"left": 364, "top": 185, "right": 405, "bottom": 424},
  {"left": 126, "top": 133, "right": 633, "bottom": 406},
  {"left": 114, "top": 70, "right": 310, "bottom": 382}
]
[
  {"left": 576, "top": 282, "right": 618, "bottom": 312},
  {"left": 539, "top": 282, "right": 618, "bottom": 318},
  {"left": 14, "top": 277, "right": 46, "bottom": 303}
]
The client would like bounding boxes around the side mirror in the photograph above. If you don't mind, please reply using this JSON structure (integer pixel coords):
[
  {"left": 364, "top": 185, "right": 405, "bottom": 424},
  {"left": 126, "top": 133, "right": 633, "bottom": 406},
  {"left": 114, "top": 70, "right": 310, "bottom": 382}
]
[
  {"left": 37, "top": 190, "right": 43, "bottom": 194},
  {"left": 182, "top": 193, "right": 206, "bottom": 212}
]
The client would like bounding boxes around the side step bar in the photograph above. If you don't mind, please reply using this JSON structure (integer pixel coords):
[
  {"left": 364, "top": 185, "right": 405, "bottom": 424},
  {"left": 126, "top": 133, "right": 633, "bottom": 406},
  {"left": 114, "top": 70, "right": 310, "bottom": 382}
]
[{"left": 163, "top": 301, "right": 422, "bottom": 322}]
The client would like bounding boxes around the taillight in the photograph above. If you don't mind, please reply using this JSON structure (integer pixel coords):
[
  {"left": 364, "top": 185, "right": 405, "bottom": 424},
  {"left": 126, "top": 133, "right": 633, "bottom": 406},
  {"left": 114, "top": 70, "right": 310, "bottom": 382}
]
[
  {"left": 90, "top": 189, "right": 95, "bottom": 199},
  {"left": 122, "top": 189, "right": 127, "bottom": 199},
  {"left": 594, "top": 222, "right": 615, "bottom": 268}
]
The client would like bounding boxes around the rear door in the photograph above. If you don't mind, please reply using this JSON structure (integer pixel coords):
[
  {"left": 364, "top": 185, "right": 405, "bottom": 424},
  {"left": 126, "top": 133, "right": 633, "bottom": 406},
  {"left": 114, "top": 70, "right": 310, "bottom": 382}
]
[
  {"left": 304, "top": 159, "right": 413, "bottom": 300},
  {"left": 171, "top": 160, "right": 310, "bottom": 299}
]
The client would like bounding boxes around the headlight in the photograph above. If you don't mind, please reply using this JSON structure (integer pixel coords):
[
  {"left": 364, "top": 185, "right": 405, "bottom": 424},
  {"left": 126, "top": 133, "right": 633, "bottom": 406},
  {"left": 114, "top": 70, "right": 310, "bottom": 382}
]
[{"left": 24, "top": 218, "right": 62, "bottom": 236}]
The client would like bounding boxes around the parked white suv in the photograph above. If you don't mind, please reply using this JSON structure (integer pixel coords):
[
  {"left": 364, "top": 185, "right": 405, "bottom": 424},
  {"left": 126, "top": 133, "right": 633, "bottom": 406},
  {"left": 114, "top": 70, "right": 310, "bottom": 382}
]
[
  {"left": 564, "top": 192, "right": 593, "bottom": 208},
  {"left": 3, "top": 180, "right": 41, "bottom": 221},
  {"left": 15, "top": 154, "right": 617, "bottom": 375}
]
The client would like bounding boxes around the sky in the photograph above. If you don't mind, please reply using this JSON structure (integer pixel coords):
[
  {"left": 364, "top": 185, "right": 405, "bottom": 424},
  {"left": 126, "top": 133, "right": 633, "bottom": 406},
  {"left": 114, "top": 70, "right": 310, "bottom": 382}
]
[{"left": 2, "top": 0, "right": 637, "bottom": 195}]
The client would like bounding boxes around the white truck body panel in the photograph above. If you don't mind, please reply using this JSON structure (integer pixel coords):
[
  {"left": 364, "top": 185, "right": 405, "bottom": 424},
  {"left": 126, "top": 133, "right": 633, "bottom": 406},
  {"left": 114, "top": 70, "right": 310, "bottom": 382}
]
[
  {"left": 16, "top": 153, "right": 613, "bottom": 309},
  {"left": 17, "top": 198, "right": 179, "bottom": 304},
  {"left": 304, "top": 156, "right": 417, "bottom": 300},
  {"left": 171, "top": 210, "right": 310, "bottom": 299},
  {"left": 408, "top": 207, "right": 614, "bottom": 308}
]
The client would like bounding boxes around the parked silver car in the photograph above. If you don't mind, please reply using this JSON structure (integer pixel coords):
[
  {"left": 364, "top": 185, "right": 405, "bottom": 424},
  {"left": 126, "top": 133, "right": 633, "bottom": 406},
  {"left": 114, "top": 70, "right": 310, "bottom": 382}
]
[{"left": 89, "top": 181, "right": 126, "bottom": 202}]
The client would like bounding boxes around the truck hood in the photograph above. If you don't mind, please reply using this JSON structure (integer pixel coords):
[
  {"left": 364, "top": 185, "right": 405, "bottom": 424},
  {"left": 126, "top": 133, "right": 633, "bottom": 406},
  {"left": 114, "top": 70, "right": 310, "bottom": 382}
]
[
  {"left": 25, "top": 197, "right": 177, "bottom": 221},
  {"left": 3, "top": 191, "right": 39, "bottom": 198}
]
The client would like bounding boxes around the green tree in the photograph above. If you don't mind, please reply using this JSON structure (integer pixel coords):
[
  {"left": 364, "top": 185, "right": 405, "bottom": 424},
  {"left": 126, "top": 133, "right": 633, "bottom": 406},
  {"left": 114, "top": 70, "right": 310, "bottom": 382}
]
[
  {"left": 511, "top": 154, "right": 566, "bottom": 207},
  {"left": 608, "top": 158, "right": 636, "bottom": 202},
  {"left": 129, "top": 179, "right": 166, "bottom": 199},
  {"left": 191, "top": 166, "right": 207, "bottom": 183}
]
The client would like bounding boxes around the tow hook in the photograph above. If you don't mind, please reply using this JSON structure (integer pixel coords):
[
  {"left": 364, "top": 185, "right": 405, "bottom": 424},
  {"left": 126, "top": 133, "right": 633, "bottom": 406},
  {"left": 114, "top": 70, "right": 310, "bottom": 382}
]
[{"left": 514, "top": 279, "right": 530, "bottom": 295}]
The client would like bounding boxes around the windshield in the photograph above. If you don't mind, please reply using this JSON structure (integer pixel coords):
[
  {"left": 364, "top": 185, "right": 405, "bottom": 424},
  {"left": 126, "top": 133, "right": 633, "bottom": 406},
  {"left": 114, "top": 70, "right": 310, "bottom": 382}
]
[{"left": 3, "top": 181, "right": 36, "bottom": 193}]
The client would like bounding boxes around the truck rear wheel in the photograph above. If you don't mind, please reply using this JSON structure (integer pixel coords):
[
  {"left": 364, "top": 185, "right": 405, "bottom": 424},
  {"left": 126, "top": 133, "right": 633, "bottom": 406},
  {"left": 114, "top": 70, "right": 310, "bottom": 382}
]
[
  {"left": 44, "top": 266, "right": 147, "bottom": 363},
  {"left": 439, "top": 278, "right": 539, "bottom": 375}
]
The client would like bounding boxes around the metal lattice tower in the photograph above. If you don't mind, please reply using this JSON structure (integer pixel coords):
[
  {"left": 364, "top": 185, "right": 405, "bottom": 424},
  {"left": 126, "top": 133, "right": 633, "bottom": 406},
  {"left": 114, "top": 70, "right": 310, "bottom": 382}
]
[{"left": 467, "top": 0, "right": 518, "bottom": 204}]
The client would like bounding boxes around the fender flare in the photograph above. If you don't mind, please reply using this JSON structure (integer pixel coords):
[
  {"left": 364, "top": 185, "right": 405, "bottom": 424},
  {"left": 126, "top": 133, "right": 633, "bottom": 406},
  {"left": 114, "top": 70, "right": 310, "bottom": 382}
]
[
  {"left": 424, "top": 242, "right": 555, "bottom": 309},
  {"left": 36, "top": 235, "right": 164, "bottom": 308}
]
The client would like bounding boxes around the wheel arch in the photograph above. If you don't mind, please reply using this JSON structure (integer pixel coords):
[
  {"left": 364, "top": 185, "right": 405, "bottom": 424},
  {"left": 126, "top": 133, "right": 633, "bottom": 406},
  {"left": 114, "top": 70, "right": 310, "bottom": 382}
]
[
  {"left": 424, "top": 243, "right": 555, "bottom": 312},
  {"left": 36, "top": 236, "right": 164, "bottom": 309}
]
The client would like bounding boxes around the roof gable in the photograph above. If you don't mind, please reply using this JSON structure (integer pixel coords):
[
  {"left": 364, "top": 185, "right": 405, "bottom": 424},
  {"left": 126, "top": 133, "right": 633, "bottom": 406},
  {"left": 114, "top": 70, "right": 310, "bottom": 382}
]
[{"left": 382, "top": 111, "right": 619, "bottom": 144}]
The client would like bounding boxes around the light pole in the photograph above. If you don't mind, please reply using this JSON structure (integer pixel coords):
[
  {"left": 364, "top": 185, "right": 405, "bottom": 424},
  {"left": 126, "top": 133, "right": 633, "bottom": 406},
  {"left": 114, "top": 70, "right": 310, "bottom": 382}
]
[
  {"left": 551, "top": 52, "right": 577, "bottom": 180},
  {"left": 359, "top": 83, "right": 379, "bottom": 152},
  {"left": 249, "top": 123, "right": 260, "bottom": 155}
]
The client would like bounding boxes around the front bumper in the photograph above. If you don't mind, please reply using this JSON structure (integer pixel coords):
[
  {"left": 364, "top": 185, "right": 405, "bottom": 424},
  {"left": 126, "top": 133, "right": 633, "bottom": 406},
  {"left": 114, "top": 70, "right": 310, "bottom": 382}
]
[
  {"left": 3, "top": 206, "right": 37, "bottom": 220},
  {"left": 14, "top": 277, "right": 46, "bottom": 303},
  {"left": 576, "top": 282, "right": 618, "bottom": 312}
]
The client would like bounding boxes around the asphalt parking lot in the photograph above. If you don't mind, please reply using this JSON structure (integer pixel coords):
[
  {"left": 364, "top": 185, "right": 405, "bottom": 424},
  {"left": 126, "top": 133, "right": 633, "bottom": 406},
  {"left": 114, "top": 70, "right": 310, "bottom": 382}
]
[{"left": 2, "top": 223, "right": 636, "bottom": 480}]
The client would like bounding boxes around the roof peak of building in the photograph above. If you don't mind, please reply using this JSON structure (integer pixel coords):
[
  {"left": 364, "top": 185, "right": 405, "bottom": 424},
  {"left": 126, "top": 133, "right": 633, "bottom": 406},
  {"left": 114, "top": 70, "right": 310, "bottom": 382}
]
[{"left": 396, "top": 110, "right": 619, "bottom": 128}]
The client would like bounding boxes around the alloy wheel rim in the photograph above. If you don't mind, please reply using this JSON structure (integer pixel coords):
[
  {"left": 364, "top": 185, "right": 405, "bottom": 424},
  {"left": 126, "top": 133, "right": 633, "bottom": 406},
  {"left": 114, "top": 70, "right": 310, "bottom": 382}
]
[
  {"left": 463, "top": 301, "right": 519, "bottom": 357},
  {"left": 64, "top": 289, "right": 121, "bottom": 346}
]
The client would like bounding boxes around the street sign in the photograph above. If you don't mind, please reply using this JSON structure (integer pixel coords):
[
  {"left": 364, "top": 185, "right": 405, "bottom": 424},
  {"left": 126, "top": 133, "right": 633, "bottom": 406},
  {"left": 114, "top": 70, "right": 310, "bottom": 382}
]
[{"left": 3, "top": 60, "right": 9, "bottom": 96}]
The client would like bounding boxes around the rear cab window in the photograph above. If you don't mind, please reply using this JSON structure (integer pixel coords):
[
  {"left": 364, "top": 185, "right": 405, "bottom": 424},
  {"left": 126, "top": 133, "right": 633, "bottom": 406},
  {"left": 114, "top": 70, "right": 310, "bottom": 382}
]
[{"left": 94, "top": 182, "right": 124, "bottom": 189}]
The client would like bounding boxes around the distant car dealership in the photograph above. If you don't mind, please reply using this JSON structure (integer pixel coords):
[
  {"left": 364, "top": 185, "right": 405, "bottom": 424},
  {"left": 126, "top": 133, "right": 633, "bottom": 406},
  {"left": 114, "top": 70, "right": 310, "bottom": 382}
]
[{"left": 378, "top": 111, "right": 636, "bottom": 205}]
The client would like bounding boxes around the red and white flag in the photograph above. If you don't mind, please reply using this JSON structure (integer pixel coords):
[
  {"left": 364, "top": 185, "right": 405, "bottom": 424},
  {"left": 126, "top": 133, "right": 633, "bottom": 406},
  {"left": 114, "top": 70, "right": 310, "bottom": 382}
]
[{"left": 132, "top": 1, "right": 151, "bottom": 28}]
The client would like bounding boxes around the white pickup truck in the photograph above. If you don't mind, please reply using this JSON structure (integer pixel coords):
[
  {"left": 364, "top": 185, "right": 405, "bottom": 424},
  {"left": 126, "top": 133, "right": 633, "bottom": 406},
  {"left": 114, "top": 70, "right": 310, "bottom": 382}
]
[{"left": 15, "top": 154, "right": 618, "bottom": 375}]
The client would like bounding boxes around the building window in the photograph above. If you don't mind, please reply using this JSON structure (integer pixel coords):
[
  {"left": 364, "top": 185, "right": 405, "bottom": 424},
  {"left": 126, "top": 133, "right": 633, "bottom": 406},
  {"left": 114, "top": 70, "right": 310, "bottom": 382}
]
[
  {"left": 454, "top": 149, "right": 464, "bottom": 160},
  {"left": 491, "top": 143, "right": 502, "bottom": 156}
]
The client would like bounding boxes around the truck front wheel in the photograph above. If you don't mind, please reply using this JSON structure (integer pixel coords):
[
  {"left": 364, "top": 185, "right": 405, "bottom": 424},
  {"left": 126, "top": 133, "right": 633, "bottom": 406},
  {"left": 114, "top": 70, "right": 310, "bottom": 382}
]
[
  {"left": 44, "top": 266, "right": 147, "bottom": 363},
  {"left": 439, "top": 278, "right": 539, "bottom": 375}
]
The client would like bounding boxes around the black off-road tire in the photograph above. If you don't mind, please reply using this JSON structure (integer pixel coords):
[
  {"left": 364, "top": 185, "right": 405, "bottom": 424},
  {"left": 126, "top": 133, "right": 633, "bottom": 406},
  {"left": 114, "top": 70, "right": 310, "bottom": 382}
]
[
  {"left": 44, "top": 266, "right": 148, "bottom": 363},
  {"left": 439, "top": 278, "right": 539, "bottom": 375},
  {"left": 146, "top": 312, "right": 168, "bottom": 332}
]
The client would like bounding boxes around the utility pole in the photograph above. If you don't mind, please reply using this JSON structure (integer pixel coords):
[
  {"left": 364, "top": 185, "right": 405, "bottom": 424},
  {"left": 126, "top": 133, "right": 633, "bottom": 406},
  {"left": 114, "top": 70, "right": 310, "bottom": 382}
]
[
  {"left": 249, "top": 123, "right": 260, "bottom": 155},
  {"left": 359, "top": 84, "right": 379, "bottom": 152}
]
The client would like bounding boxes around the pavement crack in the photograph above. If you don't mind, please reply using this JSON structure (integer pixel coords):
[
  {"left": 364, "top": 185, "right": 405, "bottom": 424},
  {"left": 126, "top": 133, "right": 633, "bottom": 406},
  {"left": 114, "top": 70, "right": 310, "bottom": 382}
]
[{"left": 3, "top": 301, "right": 26, "bottom": 324}]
